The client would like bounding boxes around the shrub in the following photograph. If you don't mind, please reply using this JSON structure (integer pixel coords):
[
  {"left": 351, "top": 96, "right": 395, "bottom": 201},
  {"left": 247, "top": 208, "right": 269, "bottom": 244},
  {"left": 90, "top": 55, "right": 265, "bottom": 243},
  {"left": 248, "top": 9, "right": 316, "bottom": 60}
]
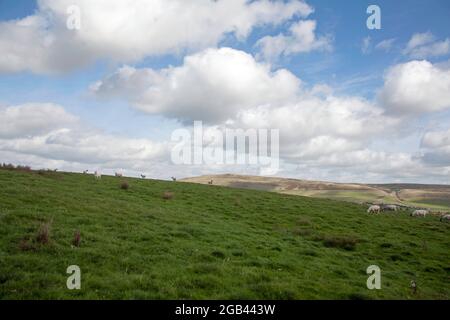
[
  {"left": 120, "top": 181, "right": 129, "bottom": 190},
  {"left": 16, "top": 165, "right": 31, "bottom": 172},
  {"left": 0, "top": 163, "right": 31, "bottom": 171},
  {"left": 72, "top": 230, "right": 81, "bottom": 247},
  {"left": 1, "top": 163, "right": 15, "bottom": 170},
  {"left": 163, "top": 191, "right": 174, "bottom": 200},
  {"left": 36, "top": 222, "right": 51, "bottom": 245},
  {"left": 323, "top": 236, "right": 359, "bottom": 251}
]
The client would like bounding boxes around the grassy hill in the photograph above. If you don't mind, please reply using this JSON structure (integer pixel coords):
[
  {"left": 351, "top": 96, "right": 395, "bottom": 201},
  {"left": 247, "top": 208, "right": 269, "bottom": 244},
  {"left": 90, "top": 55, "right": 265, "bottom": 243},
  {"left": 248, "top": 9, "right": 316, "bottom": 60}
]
[
  {"left": 0, "top": 168, "right": 449, "bottom": 299},
  {"left": 182, "top": 174, "right": 450, "bottom": 211}
]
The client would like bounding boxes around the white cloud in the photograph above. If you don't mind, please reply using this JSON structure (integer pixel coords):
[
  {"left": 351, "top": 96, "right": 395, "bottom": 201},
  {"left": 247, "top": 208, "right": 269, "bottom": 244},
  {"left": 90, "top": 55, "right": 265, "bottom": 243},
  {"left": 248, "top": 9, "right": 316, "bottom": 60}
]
[
  {"left": 93, "top": 47, "right": 400, "bottom": 162},
  {"left": 0, "top": 103, "right": 78, "bottom": 139},
  {"left": 0, "top": 103, "right": 169, "bottom": 173},
  {"left": 361, "top": 36, "right": 371, "bottom": 54},
  {"left": 420, "top": 128, "right": 450, "bottom": 166},
  {"left": 422, "top": 128, "right": 450, "bottom": 149},
  {"left": 0, "top": 0, "right": 311, "bottom": 74},
  {"left": 403, "top": 32, "right": 450, "bottom": 59},
  {"left": 256, "top": 20, "right": 332, "bottom": 61},
  {"left": 378, "top": 60, "right": 450, "bottom": 114},
  {"left": 91, "top": 48, "right": 301, "bottom": 123},
  {"left": 231, "top": 96, "right": 399, "bottom": 161},
  {"left": 375, "top": 38, "right": 396, "bottom": 52}
]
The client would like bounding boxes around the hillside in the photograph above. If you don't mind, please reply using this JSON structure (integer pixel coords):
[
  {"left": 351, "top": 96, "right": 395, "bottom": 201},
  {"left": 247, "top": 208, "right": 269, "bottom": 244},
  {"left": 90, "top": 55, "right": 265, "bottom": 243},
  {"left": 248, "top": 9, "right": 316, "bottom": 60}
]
[
  {"left": 0, "top": 168, "right": 449, "bottom": 299},
  {"left": 181, "top": 174, "right": 450, "bottom": 211}
]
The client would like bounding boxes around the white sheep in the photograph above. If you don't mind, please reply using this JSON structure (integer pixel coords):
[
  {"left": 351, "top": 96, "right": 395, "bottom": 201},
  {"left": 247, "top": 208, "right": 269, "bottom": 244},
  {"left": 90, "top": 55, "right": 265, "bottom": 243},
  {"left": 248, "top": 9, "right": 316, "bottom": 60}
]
[
  {"left": 94, "top": 171, "right": 101, "bottom": 179},
  {"left": 115, "top": 172, "right": 123, "bottom": 177},
  {"left": 367, "top": 205, "right": 381, "bottom": 214},
  {"left": 141, "top": 174, "right": 146, "bottom": 179},
  {"left": 411, "top": 209, "right": 428, "bottom": 217},
  {"left": 440, "top": 214, "right": 450, "bottom": 222},
  {"left": 383, "top": 204, "right": 398, "bottom": 212}
]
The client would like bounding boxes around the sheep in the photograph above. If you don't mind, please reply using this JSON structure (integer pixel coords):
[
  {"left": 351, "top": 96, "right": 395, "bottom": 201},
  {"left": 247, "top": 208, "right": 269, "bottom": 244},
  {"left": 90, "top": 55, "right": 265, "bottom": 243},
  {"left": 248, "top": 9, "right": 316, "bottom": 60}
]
[
  {"left": 94, "top": 171, "right": 101, "bottom": 179},
  {"left": 83, "top": 170, "right": 89, "bottom": 174},
  {"left": 382, "top": 204, "right": 398, "bottom": 212},
  {"left": 171, "top": 177, "right": 177, "bottom": 181},
  {"left": 440, "top": 214, "right": 450, "bottom": 222},
  {"left": 411, "top": 209, "right": 428, "bottom": 217},
  {"left": 208, "top": 179, "right": 214, "bottom": 185},
  {"left": 140, "top": 174, "right": 146, "bottom": 179},
  {"left": 410, "top": 280, "right": 417, "bottom": 295},
  {"left": 115, "top": 172, "right": 123, "bottom": 177},
  {"left": 367, "top": 205, "right": 381, "bottom": 214}
]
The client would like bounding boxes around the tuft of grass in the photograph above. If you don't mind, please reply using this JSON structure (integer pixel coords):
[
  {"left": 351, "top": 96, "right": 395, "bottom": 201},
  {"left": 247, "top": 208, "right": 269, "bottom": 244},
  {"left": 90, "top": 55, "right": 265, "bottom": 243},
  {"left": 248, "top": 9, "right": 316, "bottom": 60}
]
[
  {"left": 211, "top": 250, "right": 226, "bottom": 259},
  {"left": 35, "top": 221, "right": 51, "bottom": 245},
  {"left": 18, "top": 238, "right": 35, "bottom": 251},
  {"left": 297, "top": 217, "right": 312, "bottom": 226},
  {"left": 322, "top": 235, "right": 359, "bottom": 251},
  {"left": 120, "top": 181, "right": 130, "bottom": 190},
  {"left": 292, "top": 227, "right": 313, "bottom": 237},
  {"left": 162, "top": 191, "right": 174, "bottom": 200},
  {"left": 72, "top": 230, "right": 81, "bottom": 247}
]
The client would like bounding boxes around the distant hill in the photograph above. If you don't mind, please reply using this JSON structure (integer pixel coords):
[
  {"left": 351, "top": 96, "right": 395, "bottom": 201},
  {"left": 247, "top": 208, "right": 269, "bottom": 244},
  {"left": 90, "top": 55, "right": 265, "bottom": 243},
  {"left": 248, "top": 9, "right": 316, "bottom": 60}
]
[{"left": 181, "top": 174, "right": 450, "bottom": 211}]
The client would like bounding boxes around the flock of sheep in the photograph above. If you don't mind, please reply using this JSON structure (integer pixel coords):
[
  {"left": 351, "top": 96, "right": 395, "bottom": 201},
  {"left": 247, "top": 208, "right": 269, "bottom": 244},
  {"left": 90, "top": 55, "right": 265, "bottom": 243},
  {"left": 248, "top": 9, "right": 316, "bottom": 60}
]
[
  {"left": 83, "top": 170, "right": 179, "bottom": 182},
  {"left": 83, "top": 170, "right": 147, "bottom": 180},
  {"left": 367, "top": 204, "right": 450, "bottom": 222},
  {"left": 83, "top": 169, "right": 449, "bottom": 222},
  {"left": 84, "top": 171, "right": 216, "bottom": 185}
]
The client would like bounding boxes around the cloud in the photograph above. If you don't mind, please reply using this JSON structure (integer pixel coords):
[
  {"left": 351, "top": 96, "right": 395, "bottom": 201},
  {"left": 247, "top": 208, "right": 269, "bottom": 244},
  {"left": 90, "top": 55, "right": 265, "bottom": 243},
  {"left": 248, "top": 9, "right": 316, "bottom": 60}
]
[
  {"left": 230, "top": 96, "right": 399, "bottom": 160},
  {"left": 92, "top": 47, "right": 400, "bottom": 162},
  {"left": 0, "top": 103, "right": 78, "bottom": 139},
  {"left": 0, "top": 0, "right": 311, "bottom": 74},
  {"left": 91, "top": 48, "right": 301, "bottom": 123},
  {"left": 361, "top": 36, "right": 371, "bottom": 54},
  {"left": 420, "top": 128, "right": 450, "bottom": 166},
  {"left": 255, "top": 20, "right": 332, "bottom": 61},
  {"left": 403, "top": 32, "right": 450, "bottom": 59},
  {"left": 375, "top": 38, "right": 396, "bottom": 52},
  {"left": 89, "top": 45, "right": 450, "bottom": 183},
  {"left": 378, "top": 60, "right": 450, "bottom": 114},
  {"left": 0, "top": 103, "right": 169, "bottom": 173}
]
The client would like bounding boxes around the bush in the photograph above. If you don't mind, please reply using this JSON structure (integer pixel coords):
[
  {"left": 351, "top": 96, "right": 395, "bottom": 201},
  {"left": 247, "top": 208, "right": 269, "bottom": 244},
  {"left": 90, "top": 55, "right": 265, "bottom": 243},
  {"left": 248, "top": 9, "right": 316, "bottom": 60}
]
[
  {"left": 120, "top": 181, "right": 130, "bottom": 190},
  {"left": 0, "top": 163, "right": 32, "bottom": 171},
  {"left": 323, "top": 236, "right": 359, "bottom": 251},
  {"left": 163, "top": 191, "right": 174, "bottom": 200},
  {"left": 16, "top": 165, "right": 31, "bottom": 172},
  {"left": 1, "top": 163, "right": 15, "bottom": 170}
]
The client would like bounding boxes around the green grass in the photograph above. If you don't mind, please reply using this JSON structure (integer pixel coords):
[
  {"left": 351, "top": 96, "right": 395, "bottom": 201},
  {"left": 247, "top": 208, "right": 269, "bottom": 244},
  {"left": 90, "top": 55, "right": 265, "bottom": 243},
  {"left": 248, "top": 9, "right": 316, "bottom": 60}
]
[{"left": 0, "top": 169, "right": 449, "bottom": 299}]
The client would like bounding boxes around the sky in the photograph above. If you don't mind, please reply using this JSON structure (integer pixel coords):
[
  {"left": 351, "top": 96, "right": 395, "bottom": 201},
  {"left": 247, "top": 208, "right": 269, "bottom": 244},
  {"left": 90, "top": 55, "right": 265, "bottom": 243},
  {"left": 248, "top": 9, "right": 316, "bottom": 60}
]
[{"left": 0, "top": 0, "right": 449, "bottom": 183}]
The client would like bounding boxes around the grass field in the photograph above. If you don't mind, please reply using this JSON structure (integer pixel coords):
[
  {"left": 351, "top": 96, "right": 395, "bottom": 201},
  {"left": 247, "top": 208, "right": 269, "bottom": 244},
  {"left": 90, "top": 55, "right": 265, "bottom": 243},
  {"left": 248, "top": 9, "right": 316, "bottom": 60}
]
[{"left": 0, "top": 168, "right": 449, "bottom": 299}]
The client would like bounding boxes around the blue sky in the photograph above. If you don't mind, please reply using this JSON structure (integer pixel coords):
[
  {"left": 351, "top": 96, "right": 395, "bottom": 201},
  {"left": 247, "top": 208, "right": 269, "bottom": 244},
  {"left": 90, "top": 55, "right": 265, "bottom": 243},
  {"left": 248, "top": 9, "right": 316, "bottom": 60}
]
[{"left": 0, "top": 0, "right": 449, "bottom": 183}]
